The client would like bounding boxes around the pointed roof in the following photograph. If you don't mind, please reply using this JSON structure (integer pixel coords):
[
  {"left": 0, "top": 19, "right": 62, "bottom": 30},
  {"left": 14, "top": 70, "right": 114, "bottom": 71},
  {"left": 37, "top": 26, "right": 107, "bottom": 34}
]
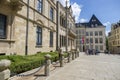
[
  {"left": 89, "top": 14, "right": 103, "bottom": 27},
  {"left": 76, "top": 14, "right": 104, "bottom": 28}
]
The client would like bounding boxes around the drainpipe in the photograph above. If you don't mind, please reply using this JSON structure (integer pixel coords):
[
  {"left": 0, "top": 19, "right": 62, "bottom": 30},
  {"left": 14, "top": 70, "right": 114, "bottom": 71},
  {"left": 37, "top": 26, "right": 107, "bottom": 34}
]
[{"left": 25, "top": 0, "right": 29, "bottom": 55}]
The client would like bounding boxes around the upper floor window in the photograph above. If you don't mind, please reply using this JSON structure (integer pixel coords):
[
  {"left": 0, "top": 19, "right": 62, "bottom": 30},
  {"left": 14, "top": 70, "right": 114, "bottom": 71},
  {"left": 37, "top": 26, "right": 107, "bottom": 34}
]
[
  {"left": 90, "top": 38, "right": 93, "bottom": 43},
  {"left": 95, "top": 31, "right": 98, "bottom": 36},
  {"left": 37, "top": 0, "right": 43, "bottom": 13},
  {"left": 50, "top": 7, "right": 54, "bottom": 21},
  {"left": 99, "top": 31, "right": 103, "bottom": 36},
  {"left": 99, "top": 38, "right": 103, "bottom": 43},
  {"left": 50, "top": 31, "right": 53, "bottom": 47},
  {"left": 86, "top": 32, "right": 89, "bottom": 36},
  {"left": 0, "top": 14, "right": 7, "bottom": 39},
  {"left": 95, "top": 38, "right": 98, "bottom": 43},
  {"left": 90, "top": 32, "right": 93, "bottom": 36},
  {"left": 36, "top": 26, "right": 42, "bottom": 45}
]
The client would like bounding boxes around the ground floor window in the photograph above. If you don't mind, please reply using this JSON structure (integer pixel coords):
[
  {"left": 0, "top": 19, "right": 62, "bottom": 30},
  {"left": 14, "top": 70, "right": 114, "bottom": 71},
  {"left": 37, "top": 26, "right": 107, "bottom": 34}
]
[
  {"left": 0, "top": 14, "right": 7, "bottom": 39},
  {"left": 50, "top": 31, "right": 53, "bottom": 47},
  {"left": 36, "top": 26, "right": 42, "bottom": 45}
]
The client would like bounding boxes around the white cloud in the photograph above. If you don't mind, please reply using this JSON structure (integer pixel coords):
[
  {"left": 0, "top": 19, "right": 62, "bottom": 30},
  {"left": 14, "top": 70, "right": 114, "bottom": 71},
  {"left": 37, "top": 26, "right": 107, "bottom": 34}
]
[
  {"left": 103, "top": 22, "right": 111, "bottom": 36},
  {"left": 58, "top": 0, "right": 82, "bottom": 22},
  {"left": 71, "top": 3, "right": 82, "bottom": 22},
  {"left": 103, "top": 22, "right": 111, "bottom": 26},
  {"left": 106, "top": 30, "right": 110, "bottom": 36},
  {"left": 79, "top": 18, "right": 88, "bottom": 23}
]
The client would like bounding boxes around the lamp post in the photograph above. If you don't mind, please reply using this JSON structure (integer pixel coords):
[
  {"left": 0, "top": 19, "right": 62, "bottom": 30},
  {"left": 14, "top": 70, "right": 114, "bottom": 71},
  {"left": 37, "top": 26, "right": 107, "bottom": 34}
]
[{"left": 65, "top": 0, "right": 69, "bottom": 52}]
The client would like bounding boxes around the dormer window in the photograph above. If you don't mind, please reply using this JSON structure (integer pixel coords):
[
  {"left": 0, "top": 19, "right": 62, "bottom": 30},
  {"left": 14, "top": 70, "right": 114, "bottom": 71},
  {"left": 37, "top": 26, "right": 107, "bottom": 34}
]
[
  {"left": 92, "top": 19, "right": 96, "bottom": 22},
  {"left": 91, "top": 24, "right": 94, "bottom": 27},
  {"left": 95, "top": 24, "right": 98, "bottom": 27}
]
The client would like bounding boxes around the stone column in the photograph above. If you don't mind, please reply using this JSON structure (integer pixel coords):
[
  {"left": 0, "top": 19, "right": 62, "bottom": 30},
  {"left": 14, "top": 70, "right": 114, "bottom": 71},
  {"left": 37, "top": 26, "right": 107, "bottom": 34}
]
[
  {"left": 0, "top": 59, "right": 11, "bottom": 80},
  {"left": 44, "top": 54, "right": 51, "bottom": 76}
]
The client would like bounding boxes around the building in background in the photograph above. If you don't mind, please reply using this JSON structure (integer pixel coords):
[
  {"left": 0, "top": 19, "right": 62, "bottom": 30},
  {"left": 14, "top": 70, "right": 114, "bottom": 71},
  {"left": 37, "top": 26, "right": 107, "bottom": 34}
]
[
  {"left": 108, "top": 21, "right": 120, "bottom": 54},
  {"left": 56, "top": 1, "right": 76, "bottom": 52},
  {"left": 76, "top": 15, "right": 106, "bottom": 52},
  {"left": 0, "top": 0, "right": 57, "bottom": 55}
]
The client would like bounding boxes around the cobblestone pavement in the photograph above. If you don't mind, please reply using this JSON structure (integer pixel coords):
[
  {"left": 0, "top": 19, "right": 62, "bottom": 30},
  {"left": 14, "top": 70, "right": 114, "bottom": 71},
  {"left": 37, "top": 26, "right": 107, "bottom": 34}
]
[
  {"left": 45, "top": 53, "right": 120, "bottom": 80},
  {"left": 9, "top": 53, "right": 120, "bottom": 80}
]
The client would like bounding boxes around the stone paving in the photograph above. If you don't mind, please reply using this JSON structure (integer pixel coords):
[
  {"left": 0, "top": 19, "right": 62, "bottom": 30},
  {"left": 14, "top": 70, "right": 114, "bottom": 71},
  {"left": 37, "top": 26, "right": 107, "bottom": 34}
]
[{"left": 9, "top": 53, "right": 120, "bottom": 80}]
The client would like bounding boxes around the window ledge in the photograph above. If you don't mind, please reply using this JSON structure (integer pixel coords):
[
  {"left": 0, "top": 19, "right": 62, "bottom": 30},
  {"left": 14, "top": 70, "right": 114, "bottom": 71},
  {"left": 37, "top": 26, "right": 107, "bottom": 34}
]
[
  {"left": 36, "top": 45, "right": 42, "bottom": 48},
  {"left": 0, "top": 39, "right": 15, "bottom": 42}
]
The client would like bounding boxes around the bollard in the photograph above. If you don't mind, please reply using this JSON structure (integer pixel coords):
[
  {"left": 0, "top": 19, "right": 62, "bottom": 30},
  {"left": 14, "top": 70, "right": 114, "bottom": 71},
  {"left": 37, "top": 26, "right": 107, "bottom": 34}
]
[
  {"left": 60, "top": 50, "right": 64, "bottom": 67},
  {"left": 0, "top": 59, "right": 11, "bottom": 80},
  {"left": 44, "top": 54, "right": 51, "bottom": 76},
  {"left": 72, "top": 51, "right": 75, "bottom": 60},
  {"left": 75, "top": 51, "right": 77, "bottom": 58},
  {"left": 67, "top": 51, "right": 71, "bottom": 63}
]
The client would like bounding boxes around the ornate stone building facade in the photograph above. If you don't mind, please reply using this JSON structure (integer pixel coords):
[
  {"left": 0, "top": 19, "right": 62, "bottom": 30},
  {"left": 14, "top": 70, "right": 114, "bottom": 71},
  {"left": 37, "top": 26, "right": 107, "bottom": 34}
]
[
  {"left": 56, "top": 1, "right": 76, "bottom": 52},
  {"left": 0, "top": 0, "right": 57, "bottom": 55},
  {"left": 76, "top": 15, "right": 106, "bottom": 52},
  {"left": 108, "top": 21, "right": 120, "bottom": 54}
]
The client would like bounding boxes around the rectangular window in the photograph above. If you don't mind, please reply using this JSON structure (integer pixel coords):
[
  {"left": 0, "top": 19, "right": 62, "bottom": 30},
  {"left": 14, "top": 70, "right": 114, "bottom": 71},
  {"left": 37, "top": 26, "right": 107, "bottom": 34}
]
[
  {"left": 86, "top": 32, "right": 89, "bottom": 36},
  {"left": 99, "top": 31, "right": 103, "bottom": 36},
  {"left": 99, "top": 38, "right": 103, "bottom": 43},
  {"left": 0, "top": 14, "right": 7, "bottom": 39},
  {"left": 95, "top": 45, "right": 98, "bottom": 50},
  {"left": 90, "top": 38, "right": 93, "bottom": 43},
  {"left": 37, "top": 0, "right": 43, "bottom": 13},
  {"left": 50, "top": 31, "right": 53, "bottom": 47},
  {"left": 95, "top": 31, "right": 98, "bottom": 36},
  {"left": 95, "top": 38, "right": 98, "bottom": 43},
  {"left": 50, "top": 7, "right": 54, "bottom": 21},
  {"left": 90, "top": 32, "right": 93, "bottom": 36},
  {"left": 100, "top": 45, "right": 103, "bottom": 50},
  {"left": 36, "top": 26, "right": 42, "bottom": 45},
  {"left": 86, "top": 38, "right": 89, "bottom": 44}
]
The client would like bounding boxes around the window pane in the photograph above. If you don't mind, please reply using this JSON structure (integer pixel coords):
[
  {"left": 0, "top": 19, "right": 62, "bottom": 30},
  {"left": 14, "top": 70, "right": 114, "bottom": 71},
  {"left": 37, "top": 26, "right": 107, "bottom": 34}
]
[
  {"left": 99, "top": 38, "right": 103, "bottom": 43},
  {"left": 37, "top": 0, "right": 42, "bottom": 13},
  {"left": 95, "top": 38, "right": 98, "bottom": 43},
  {"left": 50, "top": 31, "right": 53, "bottom": 47},
  {"left": 0, "top": 14, "right": 6, "bottom": 39},
  {"left": 50, "top": 7, "right": 54, "bottom": 21},
  {"left": 99, "top": 31, "right": 103, "bottom": 36},
  {"left": 86, "top": 32, "right": 89, "bottom": 36},
  {"left": 36, "top": 26, "right": 42, "bottom": 45},
  {"left": 95, "top": 31, "right": 98, "bottom": 36},
  {"left": 90, "top": 32, "right": 93, "bottom": 36}
]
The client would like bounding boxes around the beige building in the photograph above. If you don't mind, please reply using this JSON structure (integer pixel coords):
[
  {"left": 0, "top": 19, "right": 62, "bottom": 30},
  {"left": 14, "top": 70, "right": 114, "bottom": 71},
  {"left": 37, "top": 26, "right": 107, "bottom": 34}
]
[
  {"left": 0, "top": 0, "right": 57, "bottom": 55},
  {"left": 76, "top": 15, "right": 106, "bottom": 52},
  {"left": 56, "top": 1, "right": 76, "bottom": 52},
  {"left": 108, "top": 21, "right": 120, "bottom": 54}
]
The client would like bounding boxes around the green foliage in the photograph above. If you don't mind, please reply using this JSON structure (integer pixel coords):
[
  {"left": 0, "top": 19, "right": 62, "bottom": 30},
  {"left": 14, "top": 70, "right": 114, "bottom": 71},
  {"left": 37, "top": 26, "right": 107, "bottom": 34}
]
[
  {"left": 0, "top": 52, "right": 58, "bottom": 74},
  {"left": 0, "top": 52, "right": 68, "bottom": 74}
]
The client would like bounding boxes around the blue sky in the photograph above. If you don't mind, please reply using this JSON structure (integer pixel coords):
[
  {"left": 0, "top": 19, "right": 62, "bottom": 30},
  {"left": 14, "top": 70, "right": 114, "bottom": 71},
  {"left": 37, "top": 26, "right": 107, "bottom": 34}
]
[
  {"left": 58, "top": 0, "right": 120, "bottom": 36},
  {"left": 71, "top": 0, "right": 120, "bottom": 35}
]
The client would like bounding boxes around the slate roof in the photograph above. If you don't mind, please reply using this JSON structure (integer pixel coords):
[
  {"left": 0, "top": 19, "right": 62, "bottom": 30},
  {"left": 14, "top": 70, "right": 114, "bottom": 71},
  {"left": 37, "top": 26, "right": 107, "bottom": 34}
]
[{"left": 76, "top": 14, "right": 104, "bottom": 28}]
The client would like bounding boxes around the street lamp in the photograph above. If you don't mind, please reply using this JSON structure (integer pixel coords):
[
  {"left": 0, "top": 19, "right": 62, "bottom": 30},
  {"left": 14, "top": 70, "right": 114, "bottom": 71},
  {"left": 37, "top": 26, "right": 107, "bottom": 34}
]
[{"left": 65, "top": 0, "right": 69, "bottom": 52}]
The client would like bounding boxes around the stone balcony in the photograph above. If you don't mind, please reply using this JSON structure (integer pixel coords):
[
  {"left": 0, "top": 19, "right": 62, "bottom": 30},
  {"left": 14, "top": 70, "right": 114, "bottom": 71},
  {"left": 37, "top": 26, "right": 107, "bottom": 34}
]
[
  {"left": 0, "top": 0, "right": 24, "bottom": 11},
  {"left": 68, "top": 29, "right": 76, "bottom": 38}
]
